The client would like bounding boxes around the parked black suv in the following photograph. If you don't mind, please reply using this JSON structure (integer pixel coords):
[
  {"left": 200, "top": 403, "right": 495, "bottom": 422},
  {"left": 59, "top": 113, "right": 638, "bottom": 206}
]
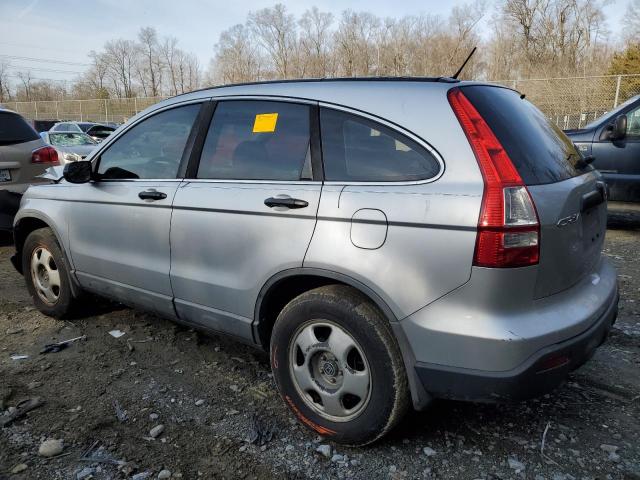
[{"left": 565, "top": 94, "right": 640, "bottom": 203}]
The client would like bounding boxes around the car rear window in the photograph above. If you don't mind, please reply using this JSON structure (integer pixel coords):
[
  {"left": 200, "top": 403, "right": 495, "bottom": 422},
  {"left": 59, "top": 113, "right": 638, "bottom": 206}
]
[
  {"left": 461, "top": 86, "right": 583, "bottom": 185},
  {"left": 320, "top": 108, "right": 440, "bottom": 182},
  {"left": 0, "top": 112, "right": 39, "bottom": 146}
]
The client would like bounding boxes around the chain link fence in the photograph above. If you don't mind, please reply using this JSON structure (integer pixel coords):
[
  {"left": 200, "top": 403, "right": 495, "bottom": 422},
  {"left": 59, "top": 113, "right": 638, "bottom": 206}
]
[
  {"left": 1, "top": 96, "right": 167, "bottom": 124},
  {"left": 494, "top": 74, "right": 640, "bottom": 129},
  {"left": 2, "top": 74, "right": 640, "bottom": 129}
]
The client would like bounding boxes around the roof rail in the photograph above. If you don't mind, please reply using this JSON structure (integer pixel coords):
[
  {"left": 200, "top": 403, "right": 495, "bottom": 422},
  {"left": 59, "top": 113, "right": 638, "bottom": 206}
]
[{"left": 172, "top": 76, "right": 460, "bottom": 99}]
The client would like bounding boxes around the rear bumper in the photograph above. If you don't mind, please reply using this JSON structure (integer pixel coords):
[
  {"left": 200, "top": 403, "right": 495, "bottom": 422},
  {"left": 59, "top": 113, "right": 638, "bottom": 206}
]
[
  {"left": 414, "top": 289, "right": 618, "bottom": 401},
  {"left": 0, "top": 190, "right": 22, "bottom": 231},
  {"left": 400, "top": 256, "right": 619, "bottom": 403}
]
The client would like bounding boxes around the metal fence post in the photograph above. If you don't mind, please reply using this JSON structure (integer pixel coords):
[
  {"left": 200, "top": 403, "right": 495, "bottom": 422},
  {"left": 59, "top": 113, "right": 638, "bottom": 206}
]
[
  {"left": 104, "top": 99, "right": 108, "bottom": 122},
  {"left": 614, "top": 75, "right": 622, "bottom": 108},
  {"left": 79, "top": 100, "right": 83, "bottom": 121},
  {"left": 34, "top": 101, "right": 38, "bottom": 120},
  {"left": 55, "top": 101, "right": 59, "bottom": 119},
  {"left": 134, "top": 97, "right": 138, "bottom": 115}
]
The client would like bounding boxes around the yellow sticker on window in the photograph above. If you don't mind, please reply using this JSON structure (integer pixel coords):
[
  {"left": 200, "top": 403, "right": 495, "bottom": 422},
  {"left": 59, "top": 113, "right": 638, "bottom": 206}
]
[{"left": 253, "top": 113, "right": 278, "bottom": 133}]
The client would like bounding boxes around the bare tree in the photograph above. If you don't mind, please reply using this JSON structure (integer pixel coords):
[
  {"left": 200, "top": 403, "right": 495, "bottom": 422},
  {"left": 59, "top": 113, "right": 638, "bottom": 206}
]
[
  {"left": 623, "top": 0, "right": 640, "bottom": 45},
  {"left": 497, "top": 0, "right": 610, "bottom": 78},
  {"left": 249, "top": 4, "right": 297, "bottom": 78},
  {"left": 0, "top": 60, "right": 10, "bottom": 102},
  {"left": 334, "top": 11, "right": 380, "bottom": 76},
  {"left": 16, "top": 71, "right": 33, "bottom": 101},
  {"left": 298, "top": 7, "right": 334, "bottom": 77},
  {"left": 209, "top": 24, "right": 262, "bottom": 84},
  {"left": 161, "top": 36, "right": 181, "bottom": 96},
  {"left": 138, "top": 27, "right": 163, "bottom": 97},
  {"left": 103, "top": 39, "right": 138, "bottom": 98}
]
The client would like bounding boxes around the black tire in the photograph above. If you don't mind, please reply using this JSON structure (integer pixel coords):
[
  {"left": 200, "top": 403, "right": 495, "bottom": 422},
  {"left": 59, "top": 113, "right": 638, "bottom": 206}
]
[
  {"left": 22, "top": 227, "right": 76, "bottom": 318},
  {"left": 270, "top": 284, "right": 410, "bottom": 446}
]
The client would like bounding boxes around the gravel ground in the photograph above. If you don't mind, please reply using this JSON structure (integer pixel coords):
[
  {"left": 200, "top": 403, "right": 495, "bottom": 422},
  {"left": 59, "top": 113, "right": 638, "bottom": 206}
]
[{"left": 0, "top": 209, "right": 639, "bottom": 480}]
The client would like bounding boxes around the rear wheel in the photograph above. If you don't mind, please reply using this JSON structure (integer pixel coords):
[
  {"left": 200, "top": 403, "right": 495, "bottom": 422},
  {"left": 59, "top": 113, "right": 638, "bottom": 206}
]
[
  {"left": 270, "top": 285, "right": 410, "bottom": 446},
  {"left": 22, "top": 228, "right": 75, "bottom": 318}
]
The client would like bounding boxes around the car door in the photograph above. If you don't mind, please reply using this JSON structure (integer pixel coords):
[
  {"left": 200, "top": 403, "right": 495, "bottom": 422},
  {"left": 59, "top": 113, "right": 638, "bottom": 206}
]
[
  {"left": 170, "top": 98, "right": 322, "bottom": 340},
  {"left": 592, "top": 101, "right": 640, "bottom": 202},
  {"left": 66, "top": 101, "right": 203, "bottom": 317}
]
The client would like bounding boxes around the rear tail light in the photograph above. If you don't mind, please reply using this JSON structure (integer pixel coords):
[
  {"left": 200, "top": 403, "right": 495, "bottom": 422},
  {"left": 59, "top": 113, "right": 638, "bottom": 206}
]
[
  {"left": 31, "top": 146, "right": 59, "bottom": 165},
  {"left": 448, "top": 88, "right": 540, "bottom": 268}
]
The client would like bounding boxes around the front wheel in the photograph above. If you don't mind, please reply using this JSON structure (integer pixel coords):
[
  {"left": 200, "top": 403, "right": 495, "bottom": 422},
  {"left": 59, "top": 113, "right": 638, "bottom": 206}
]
[
  {"left": 22, "top": 227, "right": 76, "bottom": 318},
  {"left": 270, "top": 285, "right": 410, "bottom": 446}
]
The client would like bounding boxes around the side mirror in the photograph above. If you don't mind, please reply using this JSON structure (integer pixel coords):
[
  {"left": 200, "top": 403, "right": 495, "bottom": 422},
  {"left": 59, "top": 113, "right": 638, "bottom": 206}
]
[
  {"left": 63, "top": 160, "right": 93, "bottom": 184},
  {"left": 611, "top": 114, "right": 627, "bottom": 140}
]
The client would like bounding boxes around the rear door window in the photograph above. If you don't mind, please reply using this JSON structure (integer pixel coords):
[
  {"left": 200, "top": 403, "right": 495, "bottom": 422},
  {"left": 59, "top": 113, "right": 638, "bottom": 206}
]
[
  {"left": 197, "top": 100, "right": 312, "bottom": 181},
  {"left": 320, "top": 108, "right": 440, "bottom": 182},
  {"left": 0, "top": 112, "right": 39, "bottom": 146},
  {"left": 462, "top": 86, "right": 584, "bottom": 185}
]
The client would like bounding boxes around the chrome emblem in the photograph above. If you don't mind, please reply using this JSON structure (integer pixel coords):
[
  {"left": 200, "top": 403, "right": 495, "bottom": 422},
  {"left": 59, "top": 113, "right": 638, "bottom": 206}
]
[{"left": 557, "top": 213, "right": 580, "bottom": 227}]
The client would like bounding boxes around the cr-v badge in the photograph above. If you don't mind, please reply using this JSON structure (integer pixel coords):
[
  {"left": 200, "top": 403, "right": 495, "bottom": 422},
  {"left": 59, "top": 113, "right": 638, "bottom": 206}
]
[{"left": 557, "top": 213, "right": 580, "bottom": 227}]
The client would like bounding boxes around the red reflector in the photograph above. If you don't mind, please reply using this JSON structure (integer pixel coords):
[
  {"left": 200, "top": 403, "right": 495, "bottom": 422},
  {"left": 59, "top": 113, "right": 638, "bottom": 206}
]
[
  {"left": 475, "top": 228, "right": 540, "bottom": 268},
  {"left": 32, "top": 146, "right": 59, "bottom": 165},
  {"left": 536, "top": 355, "right": 570, "bottom": 373},
  {"left": 448, "top": 88, "right": 540, "bottom": 268}
]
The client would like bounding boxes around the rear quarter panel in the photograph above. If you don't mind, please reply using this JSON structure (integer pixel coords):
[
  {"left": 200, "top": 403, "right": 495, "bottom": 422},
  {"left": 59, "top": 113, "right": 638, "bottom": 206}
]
[{"left": 302, "top": 87, "right": 484, "bottom": 319}]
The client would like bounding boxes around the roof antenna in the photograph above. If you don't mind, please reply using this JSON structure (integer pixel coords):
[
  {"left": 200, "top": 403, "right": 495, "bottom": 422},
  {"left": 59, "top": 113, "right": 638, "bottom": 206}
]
[{"left": 452, "top": 47, "right": 477, "bottom": 80}]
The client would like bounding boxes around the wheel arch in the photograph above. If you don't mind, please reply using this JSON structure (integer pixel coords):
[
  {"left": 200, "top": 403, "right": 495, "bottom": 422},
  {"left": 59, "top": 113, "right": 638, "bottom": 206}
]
[
  {"left": 254, "top": 268, "right": 433, "bottom": 411},
  {"left": 13, "top": 212, "right": 68, "bottom": 271},
  {"left": 11, "top": 213, "right": 82, "bottom": 298},
  {"left": 253, "top": 268, "right": 398, "bottom": 350}
]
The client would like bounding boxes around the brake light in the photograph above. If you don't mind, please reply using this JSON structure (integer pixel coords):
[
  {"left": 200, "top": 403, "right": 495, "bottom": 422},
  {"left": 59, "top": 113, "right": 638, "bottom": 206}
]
[
  {"left": 448, "top": 88, "right": 539, "bottom": 268},
  {"left": 31, "top": 146, "right": 59, "bottom": 165}
]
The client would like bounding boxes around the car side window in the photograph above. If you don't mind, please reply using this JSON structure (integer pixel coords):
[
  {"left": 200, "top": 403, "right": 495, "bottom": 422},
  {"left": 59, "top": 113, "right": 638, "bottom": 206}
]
[
  {"left": 320, "top": 108, "right": 440, "bottom": 182},
  {"left": 197, "top": 100, "right": 311, "bottom": 181},
  {"left": 97, "top": 104, "right": 200, "bottom": 180},
  {"left": 626, "top": 105, "right": 640, "bottom": 138}
]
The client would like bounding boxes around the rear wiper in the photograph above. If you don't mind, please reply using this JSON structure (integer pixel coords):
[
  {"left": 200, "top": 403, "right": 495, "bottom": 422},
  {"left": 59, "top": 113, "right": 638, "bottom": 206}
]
[{"left": 573, "top": 153, "right": 595, "bottom": 170}]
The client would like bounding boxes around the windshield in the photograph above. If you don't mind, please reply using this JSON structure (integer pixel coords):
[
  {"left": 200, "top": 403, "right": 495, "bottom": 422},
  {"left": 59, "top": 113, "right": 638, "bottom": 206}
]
[
  {"left": 583, "top": 94, "right": 640, "bottom": 129},
  {"left": 49, "top": 132, "right": 96, "bottom": 146},
  {"left": 53, "top": 123, "right": 82, "bottom": 132}
]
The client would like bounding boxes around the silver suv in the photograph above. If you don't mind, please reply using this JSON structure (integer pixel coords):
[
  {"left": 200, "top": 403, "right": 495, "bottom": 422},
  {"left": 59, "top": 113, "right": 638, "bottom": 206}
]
[{"left": 11, "top": 79, "right": 619, "bottom": 445}]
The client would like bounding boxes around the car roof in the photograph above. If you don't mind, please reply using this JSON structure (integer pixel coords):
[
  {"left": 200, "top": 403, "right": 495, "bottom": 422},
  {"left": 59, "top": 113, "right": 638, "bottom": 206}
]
[
  {"left": 0, "top": 106, "right": 19, "bottom": 115},
  {"left": 144, "top": 77, "right": 511, "bottom": 127}
]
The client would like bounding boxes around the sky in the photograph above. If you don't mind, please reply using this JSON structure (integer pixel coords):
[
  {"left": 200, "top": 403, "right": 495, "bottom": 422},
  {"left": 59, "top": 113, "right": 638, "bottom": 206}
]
[{"left": 0, "top": 0, "right": 631, "bottom": 85}]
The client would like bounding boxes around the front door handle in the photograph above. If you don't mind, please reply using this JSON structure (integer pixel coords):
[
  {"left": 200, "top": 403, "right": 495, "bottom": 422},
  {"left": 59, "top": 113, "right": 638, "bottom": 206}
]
[
  {"left": 264, "top": 196, "right": 309, "bottom": 209},
  {"left": 138, "top": 190, "right": 167, "bottom": 201}
]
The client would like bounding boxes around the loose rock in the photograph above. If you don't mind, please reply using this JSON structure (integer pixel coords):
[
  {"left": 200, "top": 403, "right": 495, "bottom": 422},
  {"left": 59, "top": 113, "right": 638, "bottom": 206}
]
[
  {"left": 11, "top": 463, "right": 28, "bottom": 474},
  {"left": 195, "top": 399, "right": 205, "bottom": 406},
  {"left": 423, "top": 447, "right": 436, "bottom": 457},
  {"left": 600, "top": 444, "right": 619, "bottom": 453},
  {"left": 316, "top": 444, "right": 332, "bottom": 458},
  {"left": 132, "top": 472, "right": 152, "bottom": 480},
  {"left": 149, "top": 424, "right": 165, "bottom": 438},
  {"left": 76, "top": 466, "right": 95, "bottom": 479},
  {"left": 38, "top": 439, "right": 64, "bottom": 457},
  {"left": 508, "top": 457, "right": 525, "bottom": 472},
  {"left": 158, "top": 469, "right": 172, "bottom": 479}
]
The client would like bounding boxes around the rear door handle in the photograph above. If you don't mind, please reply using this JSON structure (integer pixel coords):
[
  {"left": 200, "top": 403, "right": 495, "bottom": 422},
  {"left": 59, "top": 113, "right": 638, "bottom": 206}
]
[
  {"left": 264, "top": 196, "right": 309, "bottom": 209},
  {"left": 138, "top": 190, "right": 167, "bottom": 201}
]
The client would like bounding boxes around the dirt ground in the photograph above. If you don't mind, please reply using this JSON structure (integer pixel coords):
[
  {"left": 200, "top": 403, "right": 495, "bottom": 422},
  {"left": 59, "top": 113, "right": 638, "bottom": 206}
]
[{"left": 1, "top": 210, "right": 639, "bottom": 480}]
